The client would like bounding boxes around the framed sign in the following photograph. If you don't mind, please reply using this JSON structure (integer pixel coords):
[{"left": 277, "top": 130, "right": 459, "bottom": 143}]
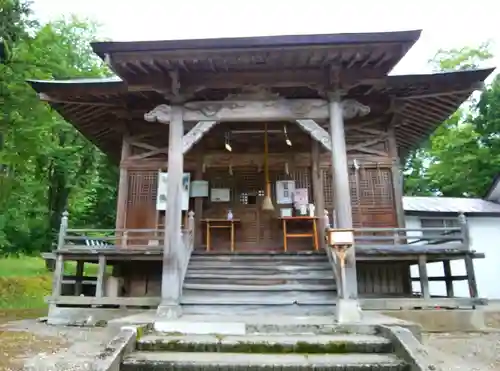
[
  {"left": 276, "top": 180, "right": 295, "bottom": 204},
  {"left": 210, "top": 188, "right": 231, "bottom": 202},
  {"left": 156, "top": 172, "right": 191, "bottom": 211}
]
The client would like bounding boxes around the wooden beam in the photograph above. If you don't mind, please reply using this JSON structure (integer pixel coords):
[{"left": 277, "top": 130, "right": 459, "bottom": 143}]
[
  {"left": 295, "top": 119, "right": 332, "bottom": 151},
  {"left": 183, "top": 121, "right": 218, "bottom": 154},
  {"left": 145, "top": 100, "right": 329, "bottom": 122},
  {"left": 127, "top": 147, "right": 169, "bottom": 160},
  {"left": 121, "top": 66, "right": 392, "bottom": 91}
]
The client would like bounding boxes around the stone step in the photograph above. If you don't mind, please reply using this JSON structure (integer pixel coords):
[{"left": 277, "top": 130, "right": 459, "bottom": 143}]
[
  {"left": 181, "top": 290, "right": 336, "bottom": 305},
  {"left": 137, "top": 333, "right": 393, "bottom": 354},
  {"left": 122, "top": 352, "right": 409, "bottom": 371},
  {"left": 183, "top": 283, "right": 337, "bottom": 291}
]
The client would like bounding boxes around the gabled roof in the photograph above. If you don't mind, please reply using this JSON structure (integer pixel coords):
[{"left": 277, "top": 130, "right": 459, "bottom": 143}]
[{"left": 92, "top": 30, "right": 421, "bottom": 78}]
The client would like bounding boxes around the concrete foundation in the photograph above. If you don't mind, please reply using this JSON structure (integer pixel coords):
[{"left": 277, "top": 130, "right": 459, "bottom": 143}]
[
  {"left": 335, "top": 299, "right": 362, "bottom": 323},
  {"left": 382, "top": 309, "right": 486, "bottom": 332}
]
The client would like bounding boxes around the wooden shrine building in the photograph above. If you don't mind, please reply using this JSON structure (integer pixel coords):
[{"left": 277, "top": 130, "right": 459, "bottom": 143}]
[{"left": 31, "top": 30, "right": 494, "bottom": 319}]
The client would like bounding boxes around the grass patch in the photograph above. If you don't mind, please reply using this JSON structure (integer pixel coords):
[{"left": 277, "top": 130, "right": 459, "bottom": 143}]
[{"left": 0, "top": 255, "right": 109, "bottom": 309}]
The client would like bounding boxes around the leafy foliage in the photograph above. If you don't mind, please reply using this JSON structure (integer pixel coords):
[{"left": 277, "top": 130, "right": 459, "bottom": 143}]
[{"left": 0, "top": 0, "right": 117, "bottom": 255}]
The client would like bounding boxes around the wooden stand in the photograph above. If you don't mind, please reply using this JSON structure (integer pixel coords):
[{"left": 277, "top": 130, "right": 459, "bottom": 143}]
[
  {"left": 203, "top": 219, "right": 240, "bottom": 252},
  {"left": 279, "top": 216, "right": 319, "bottom": 252}
]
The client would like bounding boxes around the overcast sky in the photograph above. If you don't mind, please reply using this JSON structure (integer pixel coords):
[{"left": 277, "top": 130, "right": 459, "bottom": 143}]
[{"left": 31, "top": 0, "right": 498, "bottom": 76}]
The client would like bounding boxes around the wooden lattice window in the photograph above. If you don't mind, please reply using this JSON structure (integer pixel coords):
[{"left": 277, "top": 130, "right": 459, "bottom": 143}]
[{"left": 127, "top": 170, "right": 158, "bottom": 206}]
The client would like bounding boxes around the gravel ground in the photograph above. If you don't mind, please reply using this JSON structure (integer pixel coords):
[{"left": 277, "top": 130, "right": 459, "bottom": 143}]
[
  {"left": 424, "top": 332, "right": 500, "bottom": 371},
  {"left": 0, "top": 319, "right": 118, "bottom": 371},
  {"left": 1, "top": 311, "right": 500, "bottom": 370}
]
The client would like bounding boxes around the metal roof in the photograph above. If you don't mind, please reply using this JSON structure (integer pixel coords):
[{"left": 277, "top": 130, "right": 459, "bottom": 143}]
[{"left": 403, "top": 196, "right": 500, "bottom": 214}]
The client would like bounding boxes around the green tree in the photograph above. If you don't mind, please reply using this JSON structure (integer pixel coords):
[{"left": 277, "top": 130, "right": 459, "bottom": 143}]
[
  {"left": 403, "top": 44, "right": 497, "bottom": 197},
  {"left": 0, "top": 2, "right": 117, "bottom": 254}
]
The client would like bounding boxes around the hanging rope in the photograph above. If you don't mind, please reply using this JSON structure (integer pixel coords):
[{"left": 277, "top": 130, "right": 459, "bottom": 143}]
[{"left": 262, "top": 122, "right": 275, "bottom": 212}]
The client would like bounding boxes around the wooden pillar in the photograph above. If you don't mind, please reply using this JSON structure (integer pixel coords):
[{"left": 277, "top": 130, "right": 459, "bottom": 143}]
[
  {"left": 194, "top": 151, "right": 204, "bottom": 247},
  {"left": 115, "top": 137, "right": 131, "bottom": 232},
  {"left": 311, "top": 141, "right": 325, "bottom": 247},
  {"left": 443, "top": 260, "right": 454, "bottom": 297},
  {"left": 328, "top": 93, "right": 359, "bottom": 300},
  {"left": 158, "top": 105, "right": 184, "bottom": 318},
  {"left": 418, "top": 255, "right": 430, "bottom": 299},
  {"left": 387, "top": 123, "right": 406, "bottom": 230}
]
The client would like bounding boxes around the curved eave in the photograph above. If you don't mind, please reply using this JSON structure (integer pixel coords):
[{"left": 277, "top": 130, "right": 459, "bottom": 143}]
[
  {"left": 27, "top": 77, "right": 126, "bottom": 95},
  {"left": 381, "top": 68, "right": 495, "bottom": 157}
]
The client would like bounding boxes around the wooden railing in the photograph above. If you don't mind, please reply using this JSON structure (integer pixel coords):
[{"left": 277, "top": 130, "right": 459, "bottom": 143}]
[{"left": 56, "top": 211, "right": 196, "bottom": 252}]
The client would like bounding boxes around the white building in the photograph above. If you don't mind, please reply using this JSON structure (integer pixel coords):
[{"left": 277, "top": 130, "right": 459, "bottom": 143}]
[{"left": 404, "top": 179, "right": 500, "bottom": 299}]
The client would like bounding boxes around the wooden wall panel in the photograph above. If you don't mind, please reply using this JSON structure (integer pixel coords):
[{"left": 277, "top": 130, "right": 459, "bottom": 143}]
[
  {"left": 357, "top": 262, "right": 410, "bottom": 296},
  {"left": 125, "top": 170, "right": 158, "bottom": 247}
]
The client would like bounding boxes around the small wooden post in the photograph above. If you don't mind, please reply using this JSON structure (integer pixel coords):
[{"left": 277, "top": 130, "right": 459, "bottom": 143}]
[
  {"left": 51, "top": 254, "right": 64, "bottom": 300},
  {"left": 418, "top": 255, "right": 430, "bottom": 299},
  {"left": 458, "top": 213, "right": 470, "bottom": 249},
  {"left": 51, "top": 211, "right": 68, "bottom": 301},
  {"left": 443, "top": 260, "right": 454, "bottom": 298},
  {"left": 57, "top": 211, "right": 69, "bottom": 250},
  {"left": 75, "top": 260, "right": 84, "bottom": 296},
  {"left": 464, "top": 255, "right": 478, "bottom": 299},
  {"left": 95, "top": 255, "right": 107, "bottom": 298}
]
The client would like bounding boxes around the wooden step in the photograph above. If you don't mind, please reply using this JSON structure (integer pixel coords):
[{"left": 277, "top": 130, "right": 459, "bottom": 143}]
[
  {"left": 181, "top": 290, "right": 336, "bottom": 305},
  {"left": 184, "top": 277, "right": 335, "bottom": 286},
  {"left": 183, "top": 283, "right": 337, "bottom": 291},
  {"left": 181, "top": 304, "right": 336, "bottom": 316},
  {"left": 190, "top": 254, "right": 327, "bottom": 262},
  {"left": 187, "top": 262, "right": 332, "bottom": 270},
  {"left": 185, "top": 272, "right": 334, "bottom": 280}
]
